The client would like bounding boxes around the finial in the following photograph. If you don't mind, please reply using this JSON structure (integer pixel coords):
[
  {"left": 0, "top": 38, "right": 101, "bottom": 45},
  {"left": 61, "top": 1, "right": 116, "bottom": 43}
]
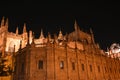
[
  {"left": 58, "top": 29, "right": 63, "bottom": 40},
  {"left": 23, "top": 23, "right": 27, "bottom": 33},
  {"left": 90, "top": 27, "right": 95, "bottom": 43},
  {"left": 90, "top": 28, "right": 93, "bottom": 34},
  {"left": 1, "top": 16, "right": 5, "bottom": 27},
  {"left": 39, "top": 29, "right": 45, "bottom": 39},
  {"left": 74, "top": 19, "right": 80, "bottom": 36},
  {"left": 48, "top": 32, "right": 51, "bottom": 41},
  {"left": 16, "top": 27, "right": 19, "bottom": 35},
  {"left": 5, "top": 18, "right": 8, "bottom": 27},
  {"left": 74, "top": 19, "right": 78, "bottom": 31}
]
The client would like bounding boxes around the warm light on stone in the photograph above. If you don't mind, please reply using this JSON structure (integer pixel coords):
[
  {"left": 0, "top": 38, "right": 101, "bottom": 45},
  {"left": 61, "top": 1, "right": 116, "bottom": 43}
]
[{"left": 0, "top": 17, "right": 120, "bottom": 80}]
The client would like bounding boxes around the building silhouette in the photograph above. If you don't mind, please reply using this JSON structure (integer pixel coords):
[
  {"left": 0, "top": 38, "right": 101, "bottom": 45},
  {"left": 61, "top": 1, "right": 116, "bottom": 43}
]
[{"left": 0, "top": 17, "right": 120, "bottom": 80}]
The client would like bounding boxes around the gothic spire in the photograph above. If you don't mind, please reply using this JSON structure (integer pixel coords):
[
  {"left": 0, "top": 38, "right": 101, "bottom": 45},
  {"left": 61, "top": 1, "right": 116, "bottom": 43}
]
[
  {"left": 74, "top": 19, "right": 80, "bottom": 41},
  {"left": 74, "top": 19, "right": 77, "bottom": 30},
  {"left": 90, "top": 28, "right": 93, "bottom": 34},
  {"left": 31, "top": 32, "right": 35, "bottom": 44},
  {"left": 5, "top": 18, "right": 8, "bottom": 27},
  {"left": 90, "top": 28, "right": 95, "bottom": 43},
  {"left": 74, "top": 20, "right": 78, "bottom": 48},
  {"left": 23, "top": 23, "right": 27, "bottom": 33},
  {"left": 39, "top": 29, "right": 45, "bottom": 39},
  {"left": 1, "top": 16, "right": 5, "bottom": 27},
  {"left": 53, "top": 33, "right": 58, "bottom": 44},
  {"left": 16, "top": 27, "right": 19, "bottom": 35},
  {"left": 48, "top": 32, "right": 51, "bottom": 41},
  {"left": 74, "top": 19, "right": 81, "bottom": 31},
  {"left": 58, "top": 29, "right": 63, "bottom": 40}
]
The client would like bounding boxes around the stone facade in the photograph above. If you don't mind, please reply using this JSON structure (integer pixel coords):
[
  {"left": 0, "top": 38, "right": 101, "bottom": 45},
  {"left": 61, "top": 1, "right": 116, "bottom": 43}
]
[
  {"left": 13, "top": 20, "right": 120, "bottom": 80},
  {"left": 0, "top": 16, "right": 31, "bottom": 54},
  {"left": 0, "top": 17, "right": 120, "bottom": 80},
  {"left": 0, "top": 16, "right": 31, "bottom": 80}
]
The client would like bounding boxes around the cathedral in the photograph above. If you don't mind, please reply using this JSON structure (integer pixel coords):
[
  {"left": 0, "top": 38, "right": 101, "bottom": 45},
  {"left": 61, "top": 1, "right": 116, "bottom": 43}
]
[
  {"left": 0, "top": 16, "right": 32, "bottom": 80},
  {"left": 0, "top": 17, "right": 120, "bottom": 80}
]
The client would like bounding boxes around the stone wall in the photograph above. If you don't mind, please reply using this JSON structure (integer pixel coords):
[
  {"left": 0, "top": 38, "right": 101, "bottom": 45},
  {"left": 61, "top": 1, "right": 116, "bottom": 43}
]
[{"left": 14, "top": 43, "right": 120, "bottom": 80}]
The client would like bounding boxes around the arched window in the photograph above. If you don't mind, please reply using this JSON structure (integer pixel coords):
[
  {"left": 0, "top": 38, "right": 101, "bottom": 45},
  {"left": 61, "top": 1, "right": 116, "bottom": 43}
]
[
  {"left": 81, "top": 63, "right": 84, "bottom": 71},
  {"left": 72, "top": 62, "right": 75, "bottom": 70},
  {"left": 98, "top": 66, "right": 100, "bottom": 72},
  {"left": 38, "top": 60, "right": 43, "bottom": 69},
  {"left": 60, "top": 61, "right": 64, "bottom": 69},
  {"left": 89, "top": 64, "right": 92, "bottom": 72}
]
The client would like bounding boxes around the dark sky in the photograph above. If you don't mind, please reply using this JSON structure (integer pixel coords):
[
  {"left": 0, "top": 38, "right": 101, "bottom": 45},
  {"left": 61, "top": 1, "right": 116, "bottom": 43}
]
[{"left": 0, "top": 1, "right": 118, "bottom": 51}]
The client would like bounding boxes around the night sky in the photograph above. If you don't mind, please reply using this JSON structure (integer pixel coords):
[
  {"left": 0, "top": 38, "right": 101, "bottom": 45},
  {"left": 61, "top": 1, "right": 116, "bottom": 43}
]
[{"left": 0, "top": 1, "right": 118, "bottom": 51}]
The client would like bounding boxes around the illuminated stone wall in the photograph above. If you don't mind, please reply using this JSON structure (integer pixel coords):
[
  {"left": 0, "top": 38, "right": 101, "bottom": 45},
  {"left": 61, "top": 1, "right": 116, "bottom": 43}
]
[
  {"left": 14, "top": 41, "right": 120, "bottom": 80},
  {"left": 1, "top": 17, "right": 120, "bottom": 80},
  {"left": 0, "top": 17, "right": 29, "bottom": 80},
  {"left": 13, "top": 20, "right": 120, "bottom": 80},
  {"left": 0, "top": 17, "right": 29, "bottom": 54}
]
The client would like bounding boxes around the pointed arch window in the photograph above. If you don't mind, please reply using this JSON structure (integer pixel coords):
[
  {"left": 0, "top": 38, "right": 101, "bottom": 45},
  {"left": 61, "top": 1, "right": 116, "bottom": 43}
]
[
  {"left": 38, "top": 60, "right": 43, "bottom": 69},
  {"left": 72, "top": 62, "right": 75, "bottom": 70},
  {"left": 89, "top": 64, "right": 92, "bottom": 72},
  {"left": 60, "top": 61, "right": 64, "bottom": 69},
  {"left": 81, "top": 64, "right": 84, "bottom": 71},
  {"left": 98, "top": 66, "right": 100, "bottom": 72}
]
